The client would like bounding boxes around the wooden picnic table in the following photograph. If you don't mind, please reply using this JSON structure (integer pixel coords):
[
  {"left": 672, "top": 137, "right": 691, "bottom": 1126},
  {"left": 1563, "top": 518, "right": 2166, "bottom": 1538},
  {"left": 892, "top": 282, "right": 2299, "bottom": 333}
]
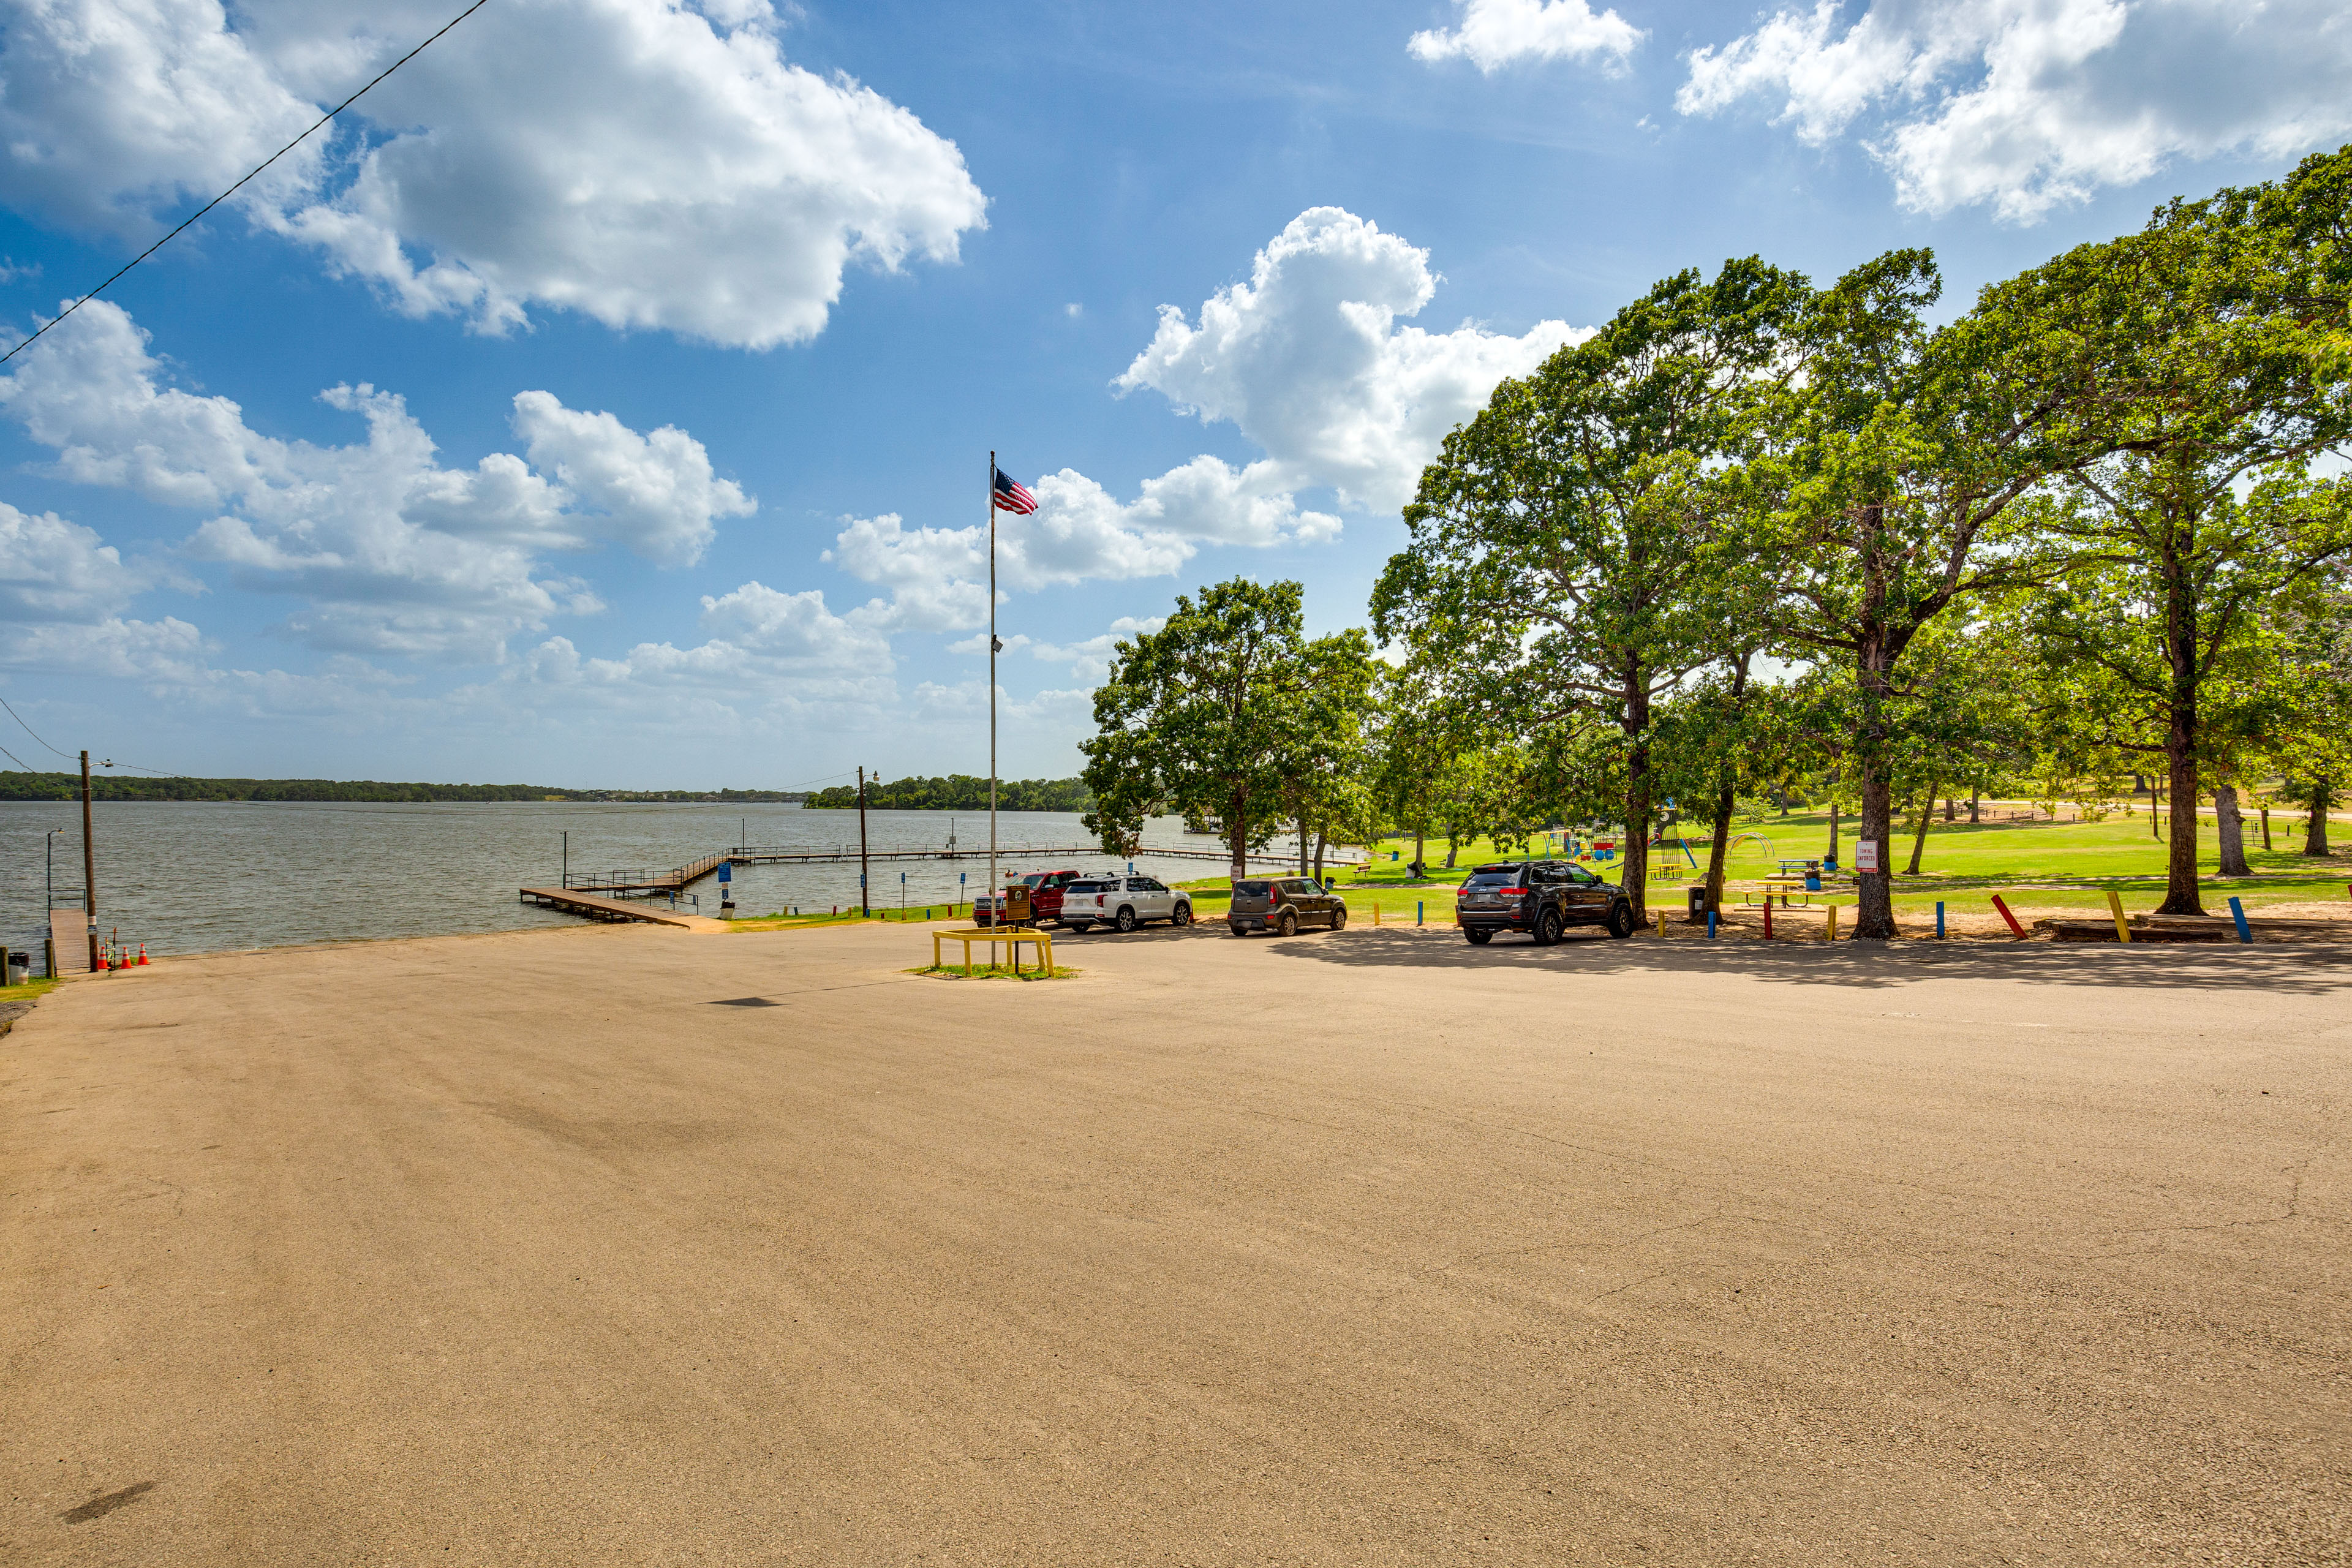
[{"left": 933, "top": 925, "right": 1057, "bottom": 976}]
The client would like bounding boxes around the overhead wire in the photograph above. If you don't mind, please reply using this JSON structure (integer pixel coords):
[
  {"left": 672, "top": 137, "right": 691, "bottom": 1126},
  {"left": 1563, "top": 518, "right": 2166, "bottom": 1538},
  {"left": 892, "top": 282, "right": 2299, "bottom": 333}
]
[
  {"left": 0, "top": 0, "right": 492, "bottom": 368},
  {"left": 0, "top": 693, "right": 73, "bottom": 760}
]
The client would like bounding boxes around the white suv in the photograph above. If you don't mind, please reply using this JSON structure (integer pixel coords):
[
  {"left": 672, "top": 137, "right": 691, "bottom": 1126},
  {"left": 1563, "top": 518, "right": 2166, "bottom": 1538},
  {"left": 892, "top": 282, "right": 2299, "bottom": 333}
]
[{"left": 1060, "top": 875, "right": 1194, "bottom": 934}]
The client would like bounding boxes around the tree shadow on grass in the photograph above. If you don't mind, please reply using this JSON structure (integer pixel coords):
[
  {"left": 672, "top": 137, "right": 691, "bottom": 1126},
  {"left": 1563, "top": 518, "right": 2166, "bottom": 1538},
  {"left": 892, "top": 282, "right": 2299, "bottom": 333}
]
[{"left": 1259, "top": 925, "right": 2352, "bottom": 995}]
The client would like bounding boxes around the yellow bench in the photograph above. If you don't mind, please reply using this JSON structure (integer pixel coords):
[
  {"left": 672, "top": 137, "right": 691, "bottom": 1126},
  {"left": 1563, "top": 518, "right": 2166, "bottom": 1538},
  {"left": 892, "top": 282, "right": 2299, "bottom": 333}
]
[{"left": 933, "top": 926, "right": 1056, "bottom": 976}]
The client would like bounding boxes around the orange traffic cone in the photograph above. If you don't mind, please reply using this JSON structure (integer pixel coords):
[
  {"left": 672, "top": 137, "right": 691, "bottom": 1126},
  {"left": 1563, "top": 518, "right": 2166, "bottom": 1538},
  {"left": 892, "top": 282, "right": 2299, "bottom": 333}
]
[{"left": 137, "top": 944, "right": 149, "bottom": 965}]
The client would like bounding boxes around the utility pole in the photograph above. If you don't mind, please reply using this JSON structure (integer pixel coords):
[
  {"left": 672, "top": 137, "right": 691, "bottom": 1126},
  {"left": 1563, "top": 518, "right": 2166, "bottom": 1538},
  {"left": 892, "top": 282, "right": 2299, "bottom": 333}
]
[
  {"left": 857, "top": 765, "right": 871, "bottom": 918},
  {"left": 80, "top": 749, "right": 97, "bottom": 973},
  {"left": 561, "top": 831, "right": 568, "bottom": 889}
]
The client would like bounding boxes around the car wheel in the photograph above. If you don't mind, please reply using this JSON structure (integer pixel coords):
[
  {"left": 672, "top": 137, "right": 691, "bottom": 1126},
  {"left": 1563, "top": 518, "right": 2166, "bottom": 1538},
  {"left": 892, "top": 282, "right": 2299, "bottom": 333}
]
[
  {"left": 1277, "top": 909, "right": 1298, "bottom": 937},
  {"left": 1606, "top": 900, "right": 1634, "bottom": 939},
  {"left": 1330, "top": 904, "right": 1348, "bottom": 931},
  {"left": 1536, "top": 907, "right": 1563, "bottom": 946},
  {"left": 1114, "top": 907, "right": 1139, "bottom": 934},
  {"left": 1465, "top": 928, "right": 1493, "bottom": 945},
  {"left": 1229, "top": 923, "right": 1246, "bottom": 937},
  {"left": 1066, "top": 921, "right": 1091, "bottom": 934},
  {"left": 1172, "top": 901, "right": 1193, "bottom": 927}
]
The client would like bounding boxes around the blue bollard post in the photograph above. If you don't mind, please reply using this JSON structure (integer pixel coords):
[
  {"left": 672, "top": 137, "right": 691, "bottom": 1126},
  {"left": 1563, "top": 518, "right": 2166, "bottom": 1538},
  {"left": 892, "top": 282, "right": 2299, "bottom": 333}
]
[
  {"left": 2228, "top": 895, "right": 2253, "bottom": 944},
  {"left": 1417, "top": 901, "right": 1424, "bottom": 926},
  {"left": 1706, "top": 910, "right": 1717, "bottom": 940},
  {"left": 1936, "top": 901, "right": 1945, "bottom": 939}
]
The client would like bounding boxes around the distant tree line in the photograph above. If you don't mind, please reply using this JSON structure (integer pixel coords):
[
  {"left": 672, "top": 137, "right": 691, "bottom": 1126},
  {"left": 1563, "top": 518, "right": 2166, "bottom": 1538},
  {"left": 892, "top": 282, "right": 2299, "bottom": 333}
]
[
  {"left": 806, "top": 775, "right": 1093, "bottom": 812},
  {"left": 0, "top": 773, "right": 809, "bottom": 804}
]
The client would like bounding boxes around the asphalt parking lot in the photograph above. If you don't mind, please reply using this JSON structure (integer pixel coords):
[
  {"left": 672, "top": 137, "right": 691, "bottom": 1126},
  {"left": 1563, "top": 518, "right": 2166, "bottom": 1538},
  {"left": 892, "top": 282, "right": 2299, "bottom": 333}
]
[{"left": 4, "top": 918, "right": 2346, "bottom": 1564}]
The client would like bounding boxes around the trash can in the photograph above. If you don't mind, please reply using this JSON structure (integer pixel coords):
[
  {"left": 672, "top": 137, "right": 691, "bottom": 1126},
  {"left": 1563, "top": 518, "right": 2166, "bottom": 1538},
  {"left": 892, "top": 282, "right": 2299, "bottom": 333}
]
[
  {"left": 6, "top": 953, "right": 27, "bottom": 986},
  {"left": 1686, "top": 885, "right": 1708, "bottom": 922},
  {"left": 1804, "top": 872, "right": 1822, "bottom": 892}
]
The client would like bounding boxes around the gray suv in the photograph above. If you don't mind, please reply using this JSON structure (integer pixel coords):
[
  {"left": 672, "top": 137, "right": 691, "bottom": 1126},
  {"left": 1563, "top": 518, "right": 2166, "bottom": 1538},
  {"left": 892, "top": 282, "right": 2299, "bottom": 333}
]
[
  {"left": 1455, "top": 861, "right": 1633, "bottom": 944},
  {"left": 1229, "top": 877, "right": 1347, "bottom": 937}
]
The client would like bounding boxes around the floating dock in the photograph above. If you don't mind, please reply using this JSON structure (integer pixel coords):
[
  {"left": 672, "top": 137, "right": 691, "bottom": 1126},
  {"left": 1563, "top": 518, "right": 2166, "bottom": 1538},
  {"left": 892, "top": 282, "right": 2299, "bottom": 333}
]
[{"left": 519, "top": 888, "right": 721, "bottom": 929}]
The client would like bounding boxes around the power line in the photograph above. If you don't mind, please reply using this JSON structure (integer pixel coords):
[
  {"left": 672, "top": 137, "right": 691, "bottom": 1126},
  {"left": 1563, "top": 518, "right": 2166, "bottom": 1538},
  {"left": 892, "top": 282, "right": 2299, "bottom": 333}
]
[
  {"left": 0, "top": 693, "right": 72, "bottom": 760},
  {"left": 0, "top": 740, "right": 35, "bottom": 772},
  {"left": 0, "top": 0, "right": 492, "bottom": 369}
]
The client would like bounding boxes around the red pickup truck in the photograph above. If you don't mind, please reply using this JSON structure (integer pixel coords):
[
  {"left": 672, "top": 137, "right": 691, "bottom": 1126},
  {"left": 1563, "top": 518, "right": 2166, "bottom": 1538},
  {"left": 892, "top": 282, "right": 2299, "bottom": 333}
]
[{"left": 974, "top": 869, "right": 1084, "bottom": 927}]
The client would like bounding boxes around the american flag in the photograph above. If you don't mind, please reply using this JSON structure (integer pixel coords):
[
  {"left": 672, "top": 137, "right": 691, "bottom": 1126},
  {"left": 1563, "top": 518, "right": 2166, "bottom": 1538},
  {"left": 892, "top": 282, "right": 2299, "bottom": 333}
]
[{"left": 992, "top": 466, "right": 1038, "bottom": 515}]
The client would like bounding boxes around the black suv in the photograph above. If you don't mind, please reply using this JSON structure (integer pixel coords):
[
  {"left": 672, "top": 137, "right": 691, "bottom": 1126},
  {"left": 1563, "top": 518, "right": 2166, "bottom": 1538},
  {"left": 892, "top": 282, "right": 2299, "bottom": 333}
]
[
  {"left": 1455, "top": 861, "right": 1632, "bottom": 945},
  {"left": 1229, "top": 876, "right": 1348, "bottom": 937}
]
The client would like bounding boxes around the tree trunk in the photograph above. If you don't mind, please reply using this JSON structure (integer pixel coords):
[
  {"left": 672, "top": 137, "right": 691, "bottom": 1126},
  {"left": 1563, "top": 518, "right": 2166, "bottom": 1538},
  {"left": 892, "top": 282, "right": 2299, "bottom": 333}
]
[
  {"left": 2158, "top": 543, "right": 2204, "bottom": 914},
  {"left": 1905, "top": 780, "right": 1939, "bottom": 876},
  {"left": 1826, "top": 802, "right": 1840, "bottom": 865},
  {"left": 2260, "top": 804, "right": 2271, "bottom": 851},
  {"left": 1969, "top": 788, "right": 1979, "bottom": 825},
  {"left": 1444, "top": 832, "right": 1458, "bottom": 870},
  {"left": 1702, "top": 656, "right": 1752, "bottom": 916},
  {"left": 1942, "top": 796, "right": 1954, "bottom": 822},
  {"left": 1620, "top": 673, "right": 1652, "bottom": 922},
  {"left": 2150, "top": 786, "right": 2162, "bottom": 838},
  {"left": 2215, "top": 786, "right": 2248, "bottom": 877},
  {"left": 1850, "top": 516, "right": 1899, "bottom": 938},
  {"left": 1705, "top": 781, "right": 1735, "bottom": 914},
  {"left": 1297, "top": 808, "right": 1309, "bottom": 876},
  {"left": 1227, "top": 789, "right": 1249, "bottom": 883},
  {"left": 1412, "top": 827, "right": 1425, "bottom": 879},
  {"left": 2307, "top": 779, "right": 2333, "bottom": 856},
  {"left": 1311, "top": 829, "right": 1327, "bottom": 884}
]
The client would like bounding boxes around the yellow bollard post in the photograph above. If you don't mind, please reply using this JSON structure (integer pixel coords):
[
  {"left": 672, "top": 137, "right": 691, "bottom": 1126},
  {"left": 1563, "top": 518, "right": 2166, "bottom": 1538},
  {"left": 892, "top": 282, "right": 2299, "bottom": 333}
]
[
  {"left": 1373, "top": 902, "right": 1380, "bottom": 926},
  {"left": 2106, "top": 889, "right": 2131, "bottom": 943},
  {"left": 1655, "top": 908, "right": 1666, "bottom": 938},
  {"left": 1826, "top": 903, "right": 1838, "bottom": 942},
  {"left": 933, "top": 932, "right": 941, "bottom": 971}
]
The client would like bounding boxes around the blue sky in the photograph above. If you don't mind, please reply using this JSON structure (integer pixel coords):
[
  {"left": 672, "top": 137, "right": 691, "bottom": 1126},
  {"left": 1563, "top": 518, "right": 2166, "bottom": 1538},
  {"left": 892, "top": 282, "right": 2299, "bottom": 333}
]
[{"left": 0, "top": 0, "right": 2342, "bottom": 789}]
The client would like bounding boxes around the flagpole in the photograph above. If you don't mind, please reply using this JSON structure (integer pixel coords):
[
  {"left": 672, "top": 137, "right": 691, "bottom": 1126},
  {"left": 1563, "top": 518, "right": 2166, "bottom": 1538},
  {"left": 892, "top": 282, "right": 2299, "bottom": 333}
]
[{"left": 988, "top": 449, "right": 998, "bottom": 923}]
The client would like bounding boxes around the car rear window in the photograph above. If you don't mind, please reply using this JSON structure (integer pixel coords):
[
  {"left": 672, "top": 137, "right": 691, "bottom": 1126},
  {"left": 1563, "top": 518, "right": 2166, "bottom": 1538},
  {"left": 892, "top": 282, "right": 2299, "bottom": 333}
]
[
  {"left": 1465, "top": 867, "right": 1521, "bottom": 885},
  {"left": 1234, "top": 880, "right": 1271, "bottom": 895},
  {"left": 1067, "top": 880, "right": 1107, "bottom": 894}
]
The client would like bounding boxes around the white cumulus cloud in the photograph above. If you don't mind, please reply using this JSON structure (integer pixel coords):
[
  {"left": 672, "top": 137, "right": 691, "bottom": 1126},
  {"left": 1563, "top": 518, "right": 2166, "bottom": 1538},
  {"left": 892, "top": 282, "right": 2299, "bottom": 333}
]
[
  {"left": 1676, "top": 0, "right": 2352, "bottom": 221},
  {"left": 1408, "top": 0, "right": 1644, "bottom": 72},
  {"left": 1117, "top": 207, "right": 1584, "bottom": 513},
  {"left": 825, "top": 496, "right": 1194, "bottom": 633},
  {"left": 0, "top": 301, "right": 752, "bottom": 659},
  {"left": 1025, "top": 615, "right": 1167, "bottom": 684},
  {"left": 0, "top": 0, "right": 987, "bottom": 346},
  {"left": 827, "top": 209, "right": 1580, "bottom": 631}
]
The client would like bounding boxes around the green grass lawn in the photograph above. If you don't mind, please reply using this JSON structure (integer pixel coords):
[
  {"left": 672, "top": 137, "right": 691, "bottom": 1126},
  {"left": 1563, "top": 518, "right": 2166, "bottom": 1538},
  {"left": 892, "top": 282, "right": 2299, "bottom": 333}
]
[{"left": 1174, "top": 809, "right": 2350, "bottom": 919}]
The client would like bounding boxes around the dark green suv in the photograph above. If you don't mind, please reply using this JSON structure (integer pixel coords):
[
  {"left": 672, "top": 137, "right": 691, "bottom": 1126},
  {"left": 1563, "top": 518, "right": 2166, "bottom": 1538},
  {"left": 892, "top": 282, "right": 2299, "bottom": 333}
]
[
  {"left": 1229, "top": 876, "right": 1348, "bottom": 937},
  {"left": 1455, "top": 861, "right": 1633, "bottom": 945}
]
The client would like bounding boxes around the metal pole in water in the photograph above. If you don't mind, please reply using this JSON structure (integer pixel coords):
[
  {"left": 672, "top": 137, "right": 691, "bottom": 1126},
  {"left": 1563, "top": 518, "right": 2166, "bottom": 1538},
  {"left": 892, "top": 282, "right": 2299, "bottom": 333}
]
[{"left": 562, "top": 831, "right": 568, "bottom": 889}]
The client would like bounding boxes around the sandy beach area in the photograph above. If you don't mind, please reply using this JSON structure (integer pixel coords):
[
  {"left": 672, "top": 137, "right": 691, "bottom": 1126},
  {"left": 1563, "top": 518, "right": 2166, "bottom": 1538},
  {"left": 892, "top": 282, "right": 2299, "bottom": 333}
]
[{"left": 4, "top": 918, "right": 2346, "bottom": 1564}]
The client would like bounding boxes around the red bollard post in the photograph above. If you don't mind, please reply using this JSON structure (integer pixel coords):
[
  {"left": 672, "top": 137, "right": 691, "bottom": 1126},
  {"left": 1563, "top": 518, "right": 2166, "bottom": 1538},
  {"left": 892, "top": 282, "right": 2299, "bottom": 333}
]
[
  {"left": 1762, "top": 900, "right": 1773, "bottom": 940},
  {"left": 1989, "top": 894, "right": 2027, "bottom": 938}
]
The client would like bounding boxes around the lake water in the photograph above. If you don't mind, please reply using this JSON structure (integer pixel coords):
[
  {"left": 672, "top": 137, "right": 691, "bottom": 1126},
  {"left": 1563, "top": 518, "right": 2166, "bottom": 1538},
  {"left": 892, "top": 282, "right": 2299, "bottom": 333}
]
[{"left": 0, "top": 799, "right": 1304, "bottom": 959}]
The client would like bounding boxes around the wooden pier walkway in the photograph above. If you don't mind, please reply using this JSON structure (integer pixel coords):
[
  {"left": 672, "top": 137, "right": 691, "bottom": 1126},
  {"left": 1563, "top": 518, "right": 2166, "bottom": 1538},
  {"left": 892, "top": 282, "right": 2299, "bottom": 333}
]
[
  {"left": 49, "top": 907, "right": 91, "bottom": 973},
  {"left": 564, "top": 843, "right": 1358, "bottom": 897},
  {"left": 519, "top": 888, "right": 726, "bottom": 930}
]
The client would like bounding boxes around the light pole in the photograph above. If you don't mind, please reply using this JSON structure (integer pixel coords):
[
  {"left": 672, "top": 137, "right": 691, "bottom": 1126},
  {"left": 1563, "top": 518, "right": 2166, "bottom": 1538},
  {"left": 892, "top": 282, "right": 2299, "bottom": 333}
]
[{"left": 44, "top": 826, "right": 62, "bottom": 978}]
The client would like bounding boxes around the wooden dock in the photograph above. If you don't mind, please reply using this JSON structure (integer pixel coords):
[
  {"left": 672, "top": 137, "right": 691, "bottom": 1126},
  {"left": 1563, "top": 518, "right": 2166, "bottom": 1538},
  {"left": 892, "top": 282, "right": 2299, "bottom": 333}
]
[
  {"left": 49, "top": 907, "right": 90, "bottom": 973},
  {"left": 563, "top": 843, "right": 1360, "bottom": 896},
  {"left": 520, "top": 888, "right": 725, "bottom": 929}
]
